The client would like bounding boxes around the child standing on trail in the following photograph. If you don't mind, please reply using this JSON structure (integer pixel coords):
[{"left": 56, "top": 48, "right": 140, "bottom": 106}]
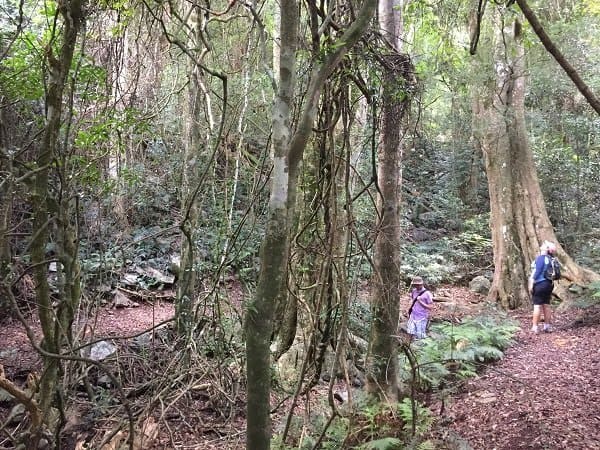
[{"left": 407, "top": 276, "right": 433, "bottom": 339}]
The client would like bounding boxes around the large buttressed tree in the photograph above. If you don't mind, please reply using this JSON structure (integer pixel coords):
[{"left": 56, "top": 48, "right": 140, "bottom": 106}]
[{"left": 472, "top": 4, "right": 599, "bottom": 309}]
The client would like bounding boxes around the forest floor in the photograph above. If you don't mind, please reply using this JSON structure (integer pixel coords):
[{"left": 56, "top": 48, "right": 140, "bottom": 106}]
[
  {"left": 1, "top": 287, "right": 599, "bottom": 449},
  {"left": 439, "top": 304, "right": 600, "bottom": 450}
]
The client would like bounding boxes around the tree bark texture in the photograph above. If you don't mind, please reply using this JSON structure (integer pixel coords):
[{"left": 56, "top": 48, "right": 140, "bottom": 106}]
[
  {"left": 245, "top": 0, "right": 298, "bottom": 445},
  {"left": 366, "top": 0, "right": 414, "bottom": 403},
  {"left": 305, "top": 86, "right": 349, "bottom": 385},
  {"left": 245, "top": 0, "right": 378, "bottom": 447},
  {"left": 30, "top": 0, "right": 84, "bottom": 441},
  {"left": 475, "top": 12, "right": 598, "bottom": 309},
  {"left": 176, "top": 5, "right": 207, "bottom": 337},
  {"left": 366, "top": 53, "right": 414, "bottom": 402},
  {"left": 0, "top": 104, "right": 11, "bottom": 314}
]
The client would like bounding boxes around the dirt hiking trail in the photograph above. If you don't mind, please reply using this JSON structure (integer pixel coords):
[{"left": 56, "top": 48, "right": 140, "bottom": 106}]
[{"left": 443, "top": 307, "right": 600, "bottom": 450}]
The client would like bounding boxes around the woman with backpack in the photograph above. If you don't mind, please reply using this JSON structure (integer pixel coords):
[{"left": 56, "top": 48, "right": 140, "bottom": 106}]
[{"left": 528, "top": 240, "right": 560, "bottom": 334}]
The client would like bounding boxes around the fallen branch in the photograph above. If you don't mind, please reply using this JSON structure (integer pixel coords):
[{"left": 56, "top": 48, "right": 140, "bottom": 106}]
[{"left": 0, "top": 364, "right": 42, "bottom": 430}]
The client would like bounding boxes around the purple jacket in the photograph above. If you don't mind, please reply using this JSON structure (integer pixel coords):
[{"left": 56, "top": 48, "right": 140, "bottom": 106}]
[{"left": 409, "top": 288, "right": 433, "bottom": 321}]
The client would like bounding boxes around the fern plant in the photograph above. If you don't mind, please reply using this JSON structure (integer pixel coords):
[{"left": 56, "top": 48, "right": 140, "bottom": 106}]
[
  {"left": 358, "top": 437, "right": 403, "bottom": 450},
  {"left": 396, "top": 398, "right": 434, "bottom": 436},
  {"left": 400, "top": 312, "right": 519, "bottom": 389}
]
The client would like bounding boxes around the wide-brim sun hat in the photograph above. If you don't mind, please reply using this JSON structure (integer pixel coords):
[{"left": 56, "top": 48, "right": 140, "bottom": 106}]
[{"left": 411, "top": 276, "right": 424, "bottom": 285}]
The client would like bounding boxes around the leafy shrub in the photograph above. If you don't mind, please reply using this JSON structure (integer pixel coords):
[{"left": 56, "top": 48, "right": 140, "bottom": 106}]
[
  {"left": 80, "top": 249, "right": 124, "bottom": 286},
  {"left": 400, "top": 213, "right": 492, "bottom": 284},
  {"left": 349, "top": 300, "right": 372, "bottom": 340},
  {"left": 396, "top": 397, "right": 434, "bottom": 436},
  {"left": 400, "top": 312, "right": 519, "bottom": 390},
  {"left": 319, "top": 416, "right": 350, "bottom": 450},
  {"left": 272, "top": 411, "right": 349, "bottom": 450},
  {"left": 345, "top": 401, "right": 405, "bottom": 449},
  {"left": 348, "top": 399, "right": 435, "bottom": 449},
  {"left": 358, "top": 437, "right": 403, "bottom": 450},
  {"left": 271, "top": 392, "right": 436, "bottom": 449},
  {"left": 572, "top": 234, "right": 600, "bottom": 274},
  {"left": 401, "top": 242, "right": 457, "bottom": 285},
  {"left": 574, "top": 280, "right": 600, "bottom": 308}
]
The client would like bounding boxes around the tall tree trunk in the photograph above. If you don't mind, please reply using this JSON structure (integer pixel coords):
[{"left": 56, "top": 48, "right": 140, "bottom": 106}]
[
  {"left": 107, "top": 14, "right": 133, "bottom": 227},
  {"left": 0, "top": 100, "right": 11, "bottom": 315},
  {"left": 245, "top": 0, "right": 297, "bottom": 445},
  {"left": 171, "top": 0, "right": 229, "bottom": 338},
  {"left": 176, "top": 4, "right": 211, "bottom": 337},
  {"left": 454, "top": 93, "right": 484, "bottom": 212},
  {"left": 474, "top": 11, "right": 598, "bottom": 309},
  {"left": 366, "top": 0, "right": 414, "bottom": 403},
  {"left": 245, "top": 0, "right": 377, "bottom": 447},
  {"left": 30, "top": 0, "right": 84, "bottom": 444}
]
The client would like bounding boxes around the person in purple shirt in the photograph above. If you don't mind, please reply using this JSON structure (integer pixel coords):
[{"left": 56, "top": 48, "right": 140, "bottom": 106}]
[
  {"left": 528, "top": 240, "right": 557, "bottom": 333},
  {"left": 407, "top": 276, "right": 434, "bottom": 339}
]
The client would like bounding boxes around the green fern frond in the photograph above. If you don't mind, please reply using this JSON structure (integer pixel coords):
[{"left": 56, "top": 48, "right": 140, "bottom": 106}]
[
  {"left": 358, "top": 437, "right": 403, "bottom": 450},
  {"left": 417, "top": 440, "right": 436, "bottom": 450},
  {"left": 473, "top": 344, "right": 504, "bottom": 361},
  {"left": 400, "top": 313, "right": 519, "bottom": 389}
]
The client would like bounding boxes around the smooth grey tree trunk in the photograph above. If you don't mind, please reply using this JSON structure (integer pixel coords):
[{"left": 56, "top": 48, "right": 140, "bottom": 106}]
[{"left": 245, "top": 0, "right": 378, "bottom": 447}]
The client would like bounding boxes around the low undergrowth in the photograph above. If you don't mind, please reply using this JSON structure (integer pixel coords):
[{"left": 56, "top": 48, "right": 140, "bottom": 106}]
[
  {"left": 275, "top": 311, "right": 519, "bottom": 449},
  {"left": 406, "top": 311, "right": 520, "bottom": 390}
]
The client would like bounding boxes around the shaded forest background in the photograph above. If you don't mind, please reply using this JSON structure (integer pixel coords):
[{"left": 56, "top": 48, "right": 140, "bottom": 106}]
[{"left": 1, "top": 0, "right": 599, "bottom": 448}]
